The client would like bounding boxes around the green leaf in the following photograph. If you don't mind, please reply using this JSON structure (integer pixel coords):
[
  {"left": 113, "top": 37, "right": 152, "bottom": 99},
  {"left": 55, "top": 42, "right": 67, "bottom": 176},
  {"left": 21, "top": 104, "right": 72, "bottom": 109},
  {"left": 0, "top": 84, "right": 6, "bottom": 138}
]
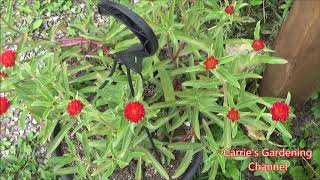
[
  {"left": 62, "top": 62, "right": 70, "bottom": 98},
  {"left": 182, "top": 79, "right": 220, "bottom": 88},
  {"left": 77, "top": 163, "right": 86, "bottom": 178},
  {"left": 82, "top": 132, "right": 90, "bottom": 160},
  {"left": 222, "top": 119, "right": 232, "bottom": 148},
  {"left": 18, "top": 109, "right": 28, "bottom": 129},
  {"left": 285, "top": 92, "right": 291, "bottom": 104},
  {"left": 135, "top": 158, "right": 142, "bottom": 180},
  {"left": 266, "top": 122, "right": 276, "bottom": 140},
  {"left": 238, "top": 117, "right": 269, "bottom": 131},
  {"left": 254, "top": 21, "right": 261, "bottom": 39},
  {"left": 289, "top": 166, "right": 306, "bottom": 180},
  {"left": 199, "top": 104, "right": 228, "bottom": 113},
  {"left": 149, "top": 111, "right": 178, "bottom": 131},
  {"left": 47, "top": 120, "right": 75, "bottom": 155},
  {"left": 139, "top": 147, "right": 169, "bottom": 180},
  {"left": 214, "top": 29, "right": 224, "bottom": 58},
  {"left": 121, "top": 125, "right": 133, "bottom": 156},
  {"left": 5, "top": 0, "right": 13, "bottom": 22},
  {"left": 168, "top": 142, "right": 202, "bottom": 151},
  {"left": 48, "top": 156, "right": 74, "bottom": 166},
  {"left": 252, "top": 55, "right": 287, "bottom": 64},
  {"left": 209, "top": 161, "right": 219, "bottom": 179},
  {"left": 219, "top": 55, "right": 239, "bottom": 65},
  {"left": 191, "top": 109, "right": 200, "bottom": 139},
  {"left": 236, "top": 99, "right": 259, "bottom": 109},
  {"left": 313, "top": 149, "right": 320, "bottom": 165},
  {"left": 250, "top": 0, "right": 263, "bottom": 6},
  {"left": 276, "top": 122, "right": 292, "bottom": 138},
  {"left": 201, "top": 111, "right": 224, "bottom": 128},
  {"left": 159, "top": 146, "right": 175, "bottom": 160},
  {"left": 54, "top": 166, "right": 78, "bottom": 175},
  {"left": 17, "top": 33, "right": 28, "bottom": 53},
  {"left": 175, "top": 31, "right": 211, "bottom": 52},
  {"left": 159, "top": 69, "right": 175, "bottom": 102},
  {"left": 216, "top": 67, "right": 240, "bottom": 88},
  {"left": 32, "top": 19, "right": 43, "bottom": 30},
  {"left": 172, "top": 150, "right": 194, "bottom": 178},
  {"left": 184, "top": 65, "right": 204, "bottom": 73}
]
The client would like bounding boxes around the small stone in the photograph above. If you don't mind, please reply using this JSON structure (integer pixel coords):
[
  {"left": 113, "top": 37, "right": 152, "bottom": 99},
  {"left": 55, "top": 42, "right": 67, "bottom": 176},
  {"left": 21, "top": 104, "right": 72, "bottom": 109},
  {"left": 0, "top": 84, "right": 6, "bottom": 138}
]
[
  {"left": 13, "top": 117, "right": 19, "bottom": 121},
  {"left": 32, "top": 119, "right": 37, "bottom": 125}
]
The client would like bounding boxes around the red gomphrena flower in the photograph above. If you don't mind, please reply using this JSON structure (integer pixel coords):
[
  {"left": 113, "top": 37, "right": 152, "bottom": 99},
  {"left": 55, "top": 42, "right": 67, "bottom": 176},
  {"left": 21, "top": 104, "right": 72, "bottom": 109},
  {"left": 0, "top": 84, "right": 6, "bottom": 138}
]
[
  {"left": 0, "top": 96, "right": 10, "bottom": 115},
  {"left": 0, "top": 50, "right": 16, "bottom": 67},
  {"left": 271, "top": 102, "right": 289, "bottom": 122},
  {"left": 67, "top": 99, "right": 84, "bottom": 117},
  {"left": 251, "top": 39, "right": 265, "bottom": 51},
  {"left": 227, "top": 108, "right": 240, "bottom": 122},
  {"left": 225, "top": 5, "right": 234, "bottom": 15},
  {"left": 0, "top": 71, "right": 8, "bottom": 78},
  {"left": 124, "top": 101, "right": 145, "bottom": 123},
  {"left": 204, "top": 56, "right": 219, "bottom": 70}
]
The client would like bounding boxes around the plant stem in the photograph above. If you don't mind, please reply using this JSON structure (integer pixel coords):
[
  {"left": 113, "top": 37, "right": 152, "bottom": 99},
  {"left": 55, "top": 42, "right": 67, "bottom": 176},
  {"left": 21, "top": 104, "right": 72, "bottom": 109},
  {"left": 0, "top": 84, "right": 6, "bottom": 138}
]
[{"left": 172, "top": 42, "right": 184, "bottom": 67}]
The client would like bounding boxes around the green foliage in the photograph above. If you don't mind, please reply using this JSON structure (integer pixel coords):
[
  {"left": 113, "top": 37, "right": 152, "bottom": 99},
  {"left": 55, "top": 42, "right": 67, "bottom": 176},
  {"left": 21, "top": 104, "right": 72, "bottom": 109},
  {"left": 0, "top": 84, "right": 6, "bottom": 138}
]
[
  {"left": 0, "top": 0, "right": 305, "bottom": 179},
  {"left": 0, "top": 134, "right": 55, "bottom": 179}
]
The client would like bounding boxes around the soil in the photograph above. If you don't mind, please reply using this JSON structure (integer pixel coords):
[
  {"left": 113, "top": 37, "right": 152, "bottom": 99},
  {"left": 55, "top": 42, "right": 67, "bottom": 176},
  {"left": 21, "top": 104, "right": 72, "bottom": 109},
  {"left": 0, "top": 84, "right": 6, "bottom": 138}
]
[{"left": 110, "top": 151, "right": 183, "bottom": 180}]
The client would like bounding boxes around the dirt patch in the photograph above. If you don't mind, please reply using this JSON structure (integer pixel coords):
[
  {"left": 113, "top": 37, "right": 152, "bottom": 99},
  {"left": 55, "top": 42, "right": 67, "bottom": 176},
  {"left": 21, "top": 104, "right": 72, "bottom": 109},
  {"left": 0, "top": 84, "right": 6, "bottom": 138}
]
[
  {"left": 109, "top": 151, "right": 183, "bottom": 180},
  {"left": 110, "top": 161, "right": 137, "bottom": 180}
]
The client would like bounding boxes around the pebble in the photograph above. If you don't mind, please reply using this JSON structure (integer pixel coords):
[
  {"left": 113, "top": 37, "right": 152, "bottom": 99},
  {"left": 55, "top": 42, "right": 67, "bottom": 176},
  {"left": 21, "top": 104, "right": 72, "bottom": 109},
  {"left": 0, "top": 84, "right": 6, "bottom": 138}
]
[{"left": 0, "top": 108, "right": 42, "bottom": 158}]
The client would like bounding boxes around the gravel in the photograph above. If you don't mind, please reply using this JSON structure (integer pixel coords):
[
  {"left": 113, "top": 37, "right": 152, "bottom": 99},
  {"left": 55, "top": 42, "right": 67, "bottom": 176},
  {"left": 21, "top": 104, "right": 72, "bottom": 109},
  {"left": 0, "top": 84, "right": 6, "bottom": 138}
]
[{"left": 0, "top": 107, "right": 41, "bottom": 157}]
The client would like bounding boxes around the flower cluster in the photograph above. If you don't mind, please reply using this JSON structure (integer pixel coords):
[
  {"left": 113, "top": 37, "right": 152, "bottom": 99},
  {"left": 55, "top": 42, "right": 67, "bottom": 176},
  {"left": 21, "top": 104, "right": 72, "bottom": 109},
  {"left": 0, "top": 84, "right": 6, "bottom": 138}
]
[
  {"left": 271, "top": 102, "right": 289, "bottom": 122},
  {"left": 204, "top": 56, "right": 219, "bottom": 70},
  {"left": 67, "top": 99, "right": 84, "bottom": 117},
  {"left": 0, "top": 96, "right": 10, "bottom": 115},
  {"left": 0, "top": 50, "right": 16, "bottom": 67},
  {"left": 124, "top": 101, "right": 145, "bottom": 123},
  {"left": 226, "top": 102, "right": 290, "bottom": 122},
  {"left": 252, "top": 39, "right": 265, "bottom": 51},
  {"left": 225, "top": 5, "right": 234, "bottom": 15}
]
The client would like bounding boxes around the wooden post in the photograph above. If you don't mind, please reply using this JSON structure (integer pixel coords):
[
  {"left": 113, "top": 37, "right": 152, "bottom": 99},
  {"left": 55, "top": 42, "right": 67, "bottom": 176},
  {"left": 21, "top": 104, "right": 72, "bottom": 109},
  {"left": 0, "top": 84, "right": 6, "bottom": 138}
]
[{"left": 259, "top": 0, "right": 320, "bottom": 106}]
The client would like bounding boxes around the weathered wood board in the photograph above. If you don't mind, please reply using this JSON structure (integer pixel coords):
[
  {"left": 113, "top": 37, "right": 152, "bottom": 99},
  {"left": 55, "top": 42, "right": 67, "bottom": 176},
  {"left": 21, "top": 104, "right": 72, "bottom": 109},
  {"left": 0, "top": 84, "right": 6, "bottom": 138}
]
[{"left": 259, "top": 0, "right": 320, "bottom": 105}]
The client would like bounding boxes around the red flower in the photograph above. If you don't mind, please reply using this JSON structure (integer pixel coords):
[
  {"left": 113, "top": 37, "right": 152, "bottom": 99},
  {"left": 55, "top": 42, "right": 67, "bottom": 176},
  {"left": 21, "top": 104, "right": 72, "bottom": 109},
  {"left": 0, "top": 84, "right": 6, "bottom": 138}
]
[
  {"left": 0, "top": 96, "right": 10, "bottom": 115},
  {"left": 271, "top": 102, "right": 289, "bottom": 122},
  {"left": 0, "top": 50, "right": 16, "bottom": 67},
  {"left": 124, "top": 101, "right": 145, "bottom": 123},
  {"left": 225, "top": 5, "right": 234, "bottom": 15},
  {"left": 67, "top": 99, "right": 84, "bottom": 116},
  {"left": 0, "top": 71, "right": 8, "bottom": 78},
  {"left": 227, "top": 108, "right": 240, "bottom": 122},
  {"left": 204, "top": 56, "right": 219, "bottom": 70},
  {"left": 251, "top": 39, "right": 265, "bottom": 51}
]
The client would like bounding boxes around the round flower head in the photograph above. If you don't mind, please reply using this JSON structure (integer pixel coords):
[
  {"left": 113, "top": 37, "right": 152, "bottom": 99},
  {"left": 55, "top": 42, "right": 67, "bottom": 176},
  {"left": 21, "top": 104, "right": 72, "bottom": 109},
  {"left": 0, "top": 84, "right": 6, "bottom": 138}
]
[
  {"left": 124, "top": 101, "right": 145, "bottom": 123},
  {"left": 67, "top": 99, "right": 84, "bottom": 116},
  {"left": 271, "top": 102, "right": 289, "bottom": 122},
  {"left": 251, "top": 39, "right": 265, "bottom": 51},
  {"left": 227, "top": 108, "right": 240, "bottom": 122},
  {"left": 204, "top": 56, "right": 219, "bottom": 70},
  {"left": 0, "top": 50, "right": 16, "bottom": 67},
  {"left": 225, "top": 5, "right": 234, "bottom": 15},
  {"left": 0, "top": 96, "right": 10, "bottom": 115}
]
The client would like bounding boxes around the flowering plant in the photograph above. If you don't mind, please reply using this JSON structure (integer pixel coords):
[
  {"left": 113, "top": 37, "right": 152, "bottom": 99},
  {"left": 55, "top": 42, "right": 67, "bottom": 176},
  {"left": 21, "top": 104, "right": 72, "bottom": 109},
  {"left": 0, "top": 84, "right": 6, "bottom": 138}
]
[{"left": 0, "top": 0, "right": 295, "bottom": 179}]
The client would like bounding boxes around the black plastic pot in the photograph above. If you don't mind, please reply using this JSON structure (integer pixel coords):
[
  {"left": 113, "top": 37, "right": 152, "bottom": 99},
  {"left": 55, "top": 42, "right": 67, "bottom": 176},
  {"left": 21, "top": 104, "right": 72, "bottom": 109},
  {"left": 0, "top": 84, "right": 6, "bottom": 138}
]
[{"left": 52, "top": 0, "right": 203, "bottom": 179}]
